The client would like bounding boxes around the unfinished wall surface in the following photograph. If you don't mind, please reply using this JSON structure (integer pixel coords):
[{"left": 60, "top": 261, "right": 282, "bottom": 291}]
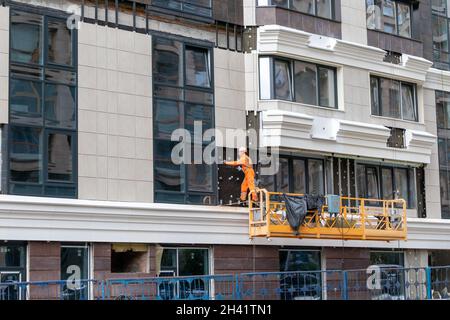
[
  {"left": 340, "top": 0, "right": 367, "bottom": 44},
  {"left": 78, "top": 23, "right": 153, "bottom": 202},
  {"left": 214, "top": 49, "right": 247, "bottom": 148},
  {"left": 0, "top": 5, "right": 9, "bottom": 125},
  {"left": 423, "top": 88, "right": 441, "bottom": 219}
]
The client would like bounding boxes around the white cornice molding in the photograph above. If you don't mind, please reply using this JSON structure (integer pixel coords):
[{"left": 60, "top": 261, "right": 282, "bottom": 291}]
[
  {"left": 424, "top": 68, "right": 450, "bottom": 91},
  {"left": 258, "top": 25, "right": 433, "bottom": 83},
  {"left": 0, "top": 195, "right": 450, "bottom": 250},
  {"left": 260, "top": 109, "right": 435, "bottom": 164}
]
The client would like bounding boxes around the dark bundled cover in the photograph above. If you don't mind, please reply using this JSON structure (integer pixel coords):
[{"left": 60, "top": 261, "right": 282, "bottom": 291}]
[{"left": 282, "top": 194, "right": 308, "bottom": 235}]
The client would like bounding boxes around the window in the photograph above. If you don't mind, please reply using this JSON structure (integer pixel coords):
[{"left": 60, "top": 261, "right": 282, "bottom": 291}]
[
  {"left": 366, "top": 0, "right": 412, "bottom": 38},
  {"left": 151, "top": 0, "right": 212, "bottom": 19},
  {"left": 435, "top": 91, "right": 450, "bottom": 219},
  {"left": 259, "top": 156, "right": 325, "bottom": 195},
  {"left": 0, "top": 243, "right": 26, "bottom": 300},
  {"left": 9, "top": 9, "right": 77, "bottom": 198},
  {"left": 370, "top": 76, "right": 418, "bottom": 121},
  {"left": 356, "top": 164, "right": 416, "bottom": 208},
  {"left": 156, "top": 246, "right": 210, "bottom": 299},
  {"left": 279, "top": 250, "right": 322, "bottom": 300},
  {"left": 258, "top": 0, "right": 334, "bottom": 19},
  {"left": 153, "top": 37, "right": 216, "bottom": 205},
  {"left": 260, "top": 57, "right": 338, "bottom": 109},
  {"left": 432, "top": 0, "right": 450, "bottom": 70},
  {"left": 60, "top": 244, "right": 89, "bottom": 300}
]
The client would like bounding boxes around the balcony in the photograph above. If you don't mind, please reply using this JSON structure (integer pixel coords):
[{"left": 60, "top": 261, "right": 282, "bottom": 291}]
[{"left": 249, "top": 189, "right": 407, "bottom": 241}]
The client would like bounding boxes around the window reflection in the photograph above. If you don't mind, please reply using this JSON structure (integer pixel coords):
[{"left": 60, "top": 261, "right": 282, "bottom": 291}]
[
  {"left": 10, "top": 126, "right": 41, "bottom": 183},
  {"left": 47, "top": 133, "right": 73, "bottom": 182},
  {"left": 10, "top": 11, "right": 42, "bottom": 64},
  {"left": 185, "top": 47, "right": 211, "bottom": 88},
  {"left": 47, "top": 19, "right": 73, "bottom": 66}
]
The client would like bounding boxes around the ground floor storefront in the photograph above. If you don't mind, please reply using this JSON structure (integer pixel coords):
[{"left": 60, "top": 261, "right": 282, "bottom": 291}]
[{"left": 1, "top": 241, "right": 449, "bottom": 300}]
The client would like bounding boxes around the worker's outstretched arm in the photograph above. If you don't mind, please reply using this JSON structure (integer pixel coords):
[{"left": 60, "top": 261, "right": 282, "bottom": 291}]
[{"left": 224, "top": 160, "right": 243, "bottom": 166}]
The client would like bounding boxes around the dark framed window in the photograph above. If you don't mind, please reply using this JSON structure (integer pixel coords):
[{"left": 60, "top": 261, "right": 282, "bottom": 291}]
[
  {"left": 370, "top": 250, "right": 404, "bottom": 266},
  {"left": 8, "top": 8, "right": 77, "bottom": 198},
  {"left": 60, "top": 244, "right": 89, "bottom": 300},
  {"left": 279, "top": 249, "right": 322, "bottom": 300},
  {"left": 432, "top": 0, "right": 450, "bottom": 70},
  {"left": 151, "top": 0, "right": 212, "bottom": 19},
  {"left": 258, "top": 0, "right": 335, "bottom": 20},
  {"left": 0, "top": 243, "right": 27, "bottom": 300},
  {"left": 356, "top": 163, "right": 416, "bottom": 208},
  {"left": 259, "top": 56, "right": 338, "bottom": 109},
  {"left": 156, "top": 246, "right": 210, "bottom": 299},
  {"left": 259, "top": 156, "right": 325, "bottom": 195},
  {"left": 370, "top": 76, "right": 418, "bottom": 121},
  {"left": 435, "top": 90, "right": 450, "bottom": 219},
  {"left": 366, "top": 0, "right": 412, "bottom": 38},
  {"left": 153, "top": 36, "right": 216, "bottom": 205}
]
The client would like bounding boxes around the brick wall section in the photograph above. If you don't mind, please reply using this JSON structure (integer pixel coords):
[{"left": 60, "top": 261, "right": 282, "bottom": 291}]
[
  {"left": 92, "top": 243, "right": 111, "bottom": 280},
  {"left": 214, "top": 245, "right": 279, "bottom": 274},
  {"left": 323, "top": 247, "right": 370, "bottom": 270},
  {"left": 28, "top": 242, "right": 61, "bottom": 282}
]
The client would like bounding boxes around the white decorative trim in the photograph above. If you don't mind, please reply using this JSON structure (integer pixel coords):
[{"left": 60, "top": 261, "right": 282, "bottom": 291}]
[
  {"left": 258, "top": 25, "right": 433, "bottom": 83},
  {"left": 0, "top": 195, "right": 450, "bottom": 250},
  {"left": 260, "top": 109, "right": 435, "bottom": 164}
]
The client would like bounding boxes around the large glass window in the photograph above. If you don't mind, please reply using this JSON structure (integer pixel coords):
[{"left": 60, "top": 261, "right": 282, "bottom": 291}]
[
  {"left": 279, "top": 250, "right": 322, "bottom": 300},
  {"left": 260, "top": 57, "right": 338, "bottom": 109},
  {"left": 432, "top": 0, "right": 450, "bottom": 70},
  {"left": 435, "top": 90, "right": 450, "bottom": 219},
  {"left": 356, "top": 164, "right": 416, "bottom": 208},
  {"left": 366, "top": 0, "right": 412, "bottom": 38},
  {"left": 370, "top": 76, "right": 418, "bottom": 121},
  {"left": 60, "top": 244, "right": 89, "bottom": 300},
  {"left": 259, "top": 0, "right": 334, "bottom": 19},
  {"left": 260, "top": 156, "right": 325, "bottom": 195},
  {"left": 151, "top": 0, "right": 212, "bottom": 18},
  {"left": 156, "top": 246, "right": 210, "bottom": 299},
  {"left": 153, "top": 37, "right": 216, "bottom": 205},
  {"left": 0, "top": 243, "right": 26, "bottom": 300},
  {"left": 9, "top": 9, "right": 77, "bottom": 198}
]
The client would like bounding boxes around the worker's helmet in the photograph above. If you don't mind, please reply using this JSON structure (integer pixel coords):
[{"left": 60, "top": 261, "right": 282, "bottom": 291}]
[{"left": 239, "top": 147, "right": 247, "bottom": 153}]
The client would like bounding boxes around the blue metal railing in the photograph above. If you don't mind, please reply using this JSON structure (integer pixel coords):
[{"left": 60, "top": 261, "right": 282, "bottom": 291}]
[{"left": 1, "top": 266, "right": 449, "bottom": 300}]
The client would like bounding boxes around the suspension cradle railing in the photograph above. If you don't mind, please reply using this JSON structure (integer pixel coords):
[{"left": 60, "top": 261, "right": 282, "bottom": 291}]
[{"left": 248, "top": 189, "right": 407, "bottom": 241}]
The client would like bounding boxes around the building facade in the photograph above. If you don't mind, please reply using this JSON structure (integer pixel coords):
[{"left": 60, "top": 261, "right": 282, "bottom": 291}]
[{"left": 0, "top": 0, "right": 450, "bottom": 298}]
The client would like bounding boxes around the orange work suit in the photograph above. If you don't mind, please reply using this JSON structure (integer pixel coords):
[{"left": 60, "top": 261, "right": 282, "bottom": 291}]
[{"left": 225, "top": 154, "right": 258, "bottom": 202}]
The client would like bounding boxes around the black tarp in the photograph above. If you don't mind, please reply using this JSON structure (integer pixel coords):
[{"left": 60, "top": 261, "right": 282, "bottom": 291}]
[
  {"left": 282, "top": 194, "right": 326, "bottom": 235},
  {"left": 304, "top": 195, "right": 325, "bottom": 211},
  {"left": 282, "top": 194, "right": 308, "bottom": 236}
]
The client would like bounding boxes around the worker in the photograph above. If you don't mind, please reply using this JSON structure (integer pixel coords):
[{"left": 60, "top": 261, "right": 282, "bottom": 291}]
[{"left": 224, "top": 147, "right": 258, "bottom": 203}]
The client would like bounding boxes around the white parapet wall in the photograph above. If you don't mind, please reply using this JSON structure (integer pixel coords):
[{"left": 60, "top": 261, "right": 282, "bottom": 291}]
[{"left": 0, "top": 195, "right": 449, "bottom": 250}]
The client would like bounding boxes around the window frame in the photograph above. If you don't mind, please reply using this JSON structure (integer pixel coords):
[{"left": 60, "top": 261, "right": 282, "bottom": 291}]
[
  {"left": 432, "top": 1, "right": 450, "bottom": 70},
  {"left": 150, "top": 0, "right": 213, "bottom": 20},
  {"left": 7, "top": 7, "right": 78, "bottom": 198},
  {"left": 356, "top": 163, "right": 416, "bottom": 209},
  {"left": 259, "top": 0, "right": 336, "bottom": 21},
  {"left": 259, "top": 155, "right": 326, "bottom": 195},
  {"left": 370, "top": 75, "right": 418, "bottom": 122},
  {"left": 152, "top": 35, "right": 217, "bottom": 205},
  {"left": 366, "top": 0, "right": 413, "bottom": 38},
  {"left": 260, "top": 56, "right": 339, "bottom": 109}
]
